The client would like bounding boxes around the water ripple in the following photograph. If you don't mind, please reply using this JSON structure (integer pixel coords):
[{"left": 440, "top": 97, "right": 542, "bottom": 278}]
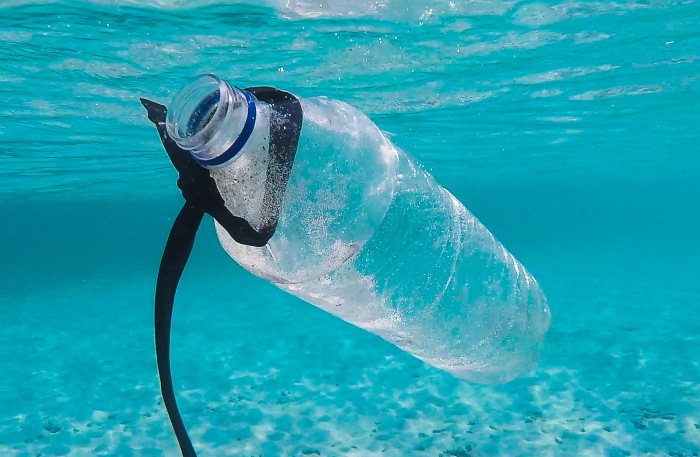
[{"left": 0, "top": 0, "right": 698, "bottom": 197}]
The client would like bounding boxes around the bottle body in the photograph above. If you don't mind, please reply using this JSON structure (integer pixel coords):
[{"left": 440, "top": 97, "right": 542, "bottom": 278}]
[{"left": 212, "top": 95, "right": 550, "bottom": 384}]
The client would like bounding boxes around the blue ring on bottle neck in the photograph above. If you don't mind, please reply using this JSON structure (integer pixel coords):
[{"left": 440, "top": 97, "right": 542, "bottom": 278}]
[{"left": 186, "top": 87, "right": 257, "bottom": 168}]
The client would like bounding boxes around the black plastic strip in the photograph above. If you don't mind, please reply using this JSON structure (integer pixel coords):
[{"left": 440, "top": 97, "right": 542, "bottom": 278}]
[
  {"left": 245, "top": 87, "right": 303, "bottom": 235},
  {"left": 141, "top": 87, "right": 303, "bottom": 457},
  {"left": 154, "top": 202, "right": 203, "bottom": 457}
]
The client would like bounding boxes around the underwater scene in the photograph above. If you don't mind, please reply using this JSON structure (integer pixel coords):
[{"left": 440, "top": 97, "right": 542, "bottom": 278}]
[{"left": 1, "top": 0, "right": 699, "bottom": 456}]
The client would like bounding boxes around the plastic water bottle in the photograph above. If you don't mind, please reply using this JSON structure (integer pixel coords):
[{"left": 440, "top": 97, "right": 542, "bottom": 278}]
[{"left": 165, "top": 74, "right": 550, "bottom": 384}]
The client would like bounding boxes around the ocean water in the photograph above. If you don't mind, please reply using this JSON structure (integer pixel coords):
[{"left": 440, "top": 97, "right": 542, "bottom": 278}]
[{"left": 1, "top": 0, "right": 699, "bottom": 456}]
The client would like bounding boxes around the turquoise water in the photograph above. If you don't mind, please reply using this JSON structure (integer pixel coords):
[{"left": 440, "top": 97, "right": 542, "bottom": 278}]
[{"left": 1, "top": 0, "right": 699, "bottom": 455}]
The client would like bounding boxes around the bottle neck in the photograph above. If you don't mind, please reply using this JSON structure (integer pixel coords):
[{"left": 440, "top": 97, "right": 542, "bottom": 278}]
[{"left": 165, "top": 74, "right": 257, "bottom": 169}]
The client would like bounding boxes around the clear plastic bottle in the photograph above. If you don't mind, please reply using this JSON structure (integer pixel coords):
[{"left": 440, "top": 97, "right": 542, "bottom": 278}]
[{"left": 166, "top": 74, "right": 550, "bottom": 384}]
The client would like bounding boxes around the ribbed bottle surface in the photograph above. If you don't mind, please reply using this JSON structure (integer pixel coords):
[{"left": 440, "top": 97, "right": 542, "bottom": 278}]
[{"left": 209, "top": 94, "right": 549, "bottom": 384}]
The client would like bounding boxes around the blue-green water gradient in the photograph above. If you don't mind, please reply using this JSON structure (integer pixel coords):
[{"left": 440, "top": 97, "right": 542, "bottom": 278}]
[{"left": 1, "top": 1, "right": 699, "bottom": 455}]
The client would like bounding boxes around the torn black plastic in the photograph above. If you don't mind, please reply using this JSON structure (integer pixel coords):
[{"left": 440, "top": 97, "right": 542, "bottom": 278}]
[{"left": 141, "top": 87, "right": 303, "bottom": 457}]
